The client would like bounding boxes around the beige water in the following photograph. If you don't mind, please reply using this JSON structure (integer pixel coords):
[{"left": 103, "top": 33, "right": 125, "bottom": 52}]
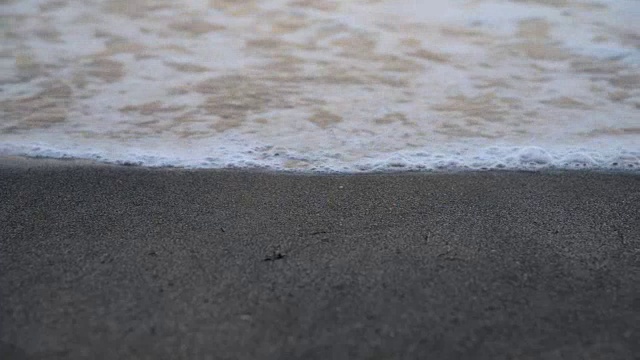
[{"left": 1, "top": 0, "right": 639, "bottom": 171}]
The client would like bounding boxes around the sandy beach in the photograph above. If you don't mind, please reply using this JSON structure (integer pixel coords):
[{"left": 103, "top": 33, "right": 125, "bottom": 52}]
[{"left": 1, "top": 159, "right": 639, "bottom": 359}]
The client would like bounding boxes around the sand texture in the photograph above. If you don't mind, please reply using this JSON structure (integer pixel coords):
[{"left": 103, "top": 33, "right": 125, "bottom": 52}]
[{"left": 1, "top": 161, "right": 639, "bottom": 359}]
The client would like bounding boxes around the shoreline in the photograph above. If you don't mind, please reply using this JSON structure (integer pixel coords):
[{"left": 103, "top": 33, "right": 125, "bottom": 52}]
[
  {"left": 1, "top": 158, "right": 639, "bottom": 359},
  {"left": 1, "top": 155, "right": 639, "bottom": 176}
]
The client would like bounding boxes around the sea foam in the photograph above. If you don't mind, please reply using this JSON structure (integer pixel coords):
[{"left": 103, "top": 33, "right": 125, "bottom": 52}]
[{"left": 1, "top": 0, "right": 639, "bottom": 172}]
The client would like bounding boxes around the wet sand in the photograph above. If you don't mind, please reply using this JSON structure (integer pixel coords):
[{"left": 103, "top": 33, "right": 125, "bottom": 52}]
[{"left": 1, "top": 159, "right": 639, "bottom": 359}]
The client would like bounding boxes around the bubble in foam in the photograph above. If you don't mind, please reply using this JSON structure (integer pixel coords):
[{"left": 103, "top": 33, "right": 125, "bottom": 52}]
[
  {"left": 560, "top": 152, "right": 597, "bottom": 167},
  {"left": 516, "top": 147, "right": 553, "bottom": 166},
  {"left": 385, "top": 154, "right": 411, "bottom": 168}
]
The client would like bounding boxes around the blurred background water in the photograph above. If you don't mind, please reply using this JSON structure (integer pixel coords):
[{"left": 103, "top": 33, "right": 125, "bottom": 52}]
[{"left": 1, "top": 0, "right": 639, "bottom": 171}]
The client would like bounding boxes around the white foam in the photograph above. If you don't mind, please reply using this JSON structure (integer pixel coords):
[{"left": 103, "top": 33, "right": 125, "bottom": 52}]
[
  {"left": 1, "top": 139, "right": 638, "bottom": 172},
  {"left": 1, "top": 0, "right": 639, "bottom": 172}
]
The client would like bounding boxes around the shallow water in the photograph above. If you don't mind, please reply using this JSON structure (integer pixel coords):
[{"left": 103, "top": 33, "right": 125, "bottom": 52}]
[{"left": 1, "top": 0, "right": 639, "bottom": 171}]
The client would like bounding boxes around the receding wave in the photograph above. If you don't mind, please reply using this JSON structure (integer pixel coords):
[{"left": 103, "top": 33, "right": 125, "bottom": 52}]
[{"left": 1, "top": 0, "right": 638, "bottom": 172}]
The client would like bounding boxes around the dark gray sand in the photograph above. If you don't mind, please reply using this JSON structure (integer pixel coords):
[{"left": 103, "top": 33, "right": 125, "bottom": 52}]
[{"left": 1, "top": 160, "right": 639, "bottom": 359}]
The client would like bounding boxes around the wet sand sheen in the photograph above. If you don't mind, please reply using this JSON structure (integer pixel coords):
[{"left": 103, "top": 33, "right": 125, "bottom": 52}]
[{"left": 1, "top": 158, "right": 639, "bottom": 358}]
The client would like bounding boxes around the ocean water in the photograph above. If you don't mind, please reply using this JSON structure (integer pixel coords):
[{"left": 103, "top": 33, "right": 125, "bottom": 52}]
[{"left": 1, "top": 0, "right": 639, "bottom": 172}]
